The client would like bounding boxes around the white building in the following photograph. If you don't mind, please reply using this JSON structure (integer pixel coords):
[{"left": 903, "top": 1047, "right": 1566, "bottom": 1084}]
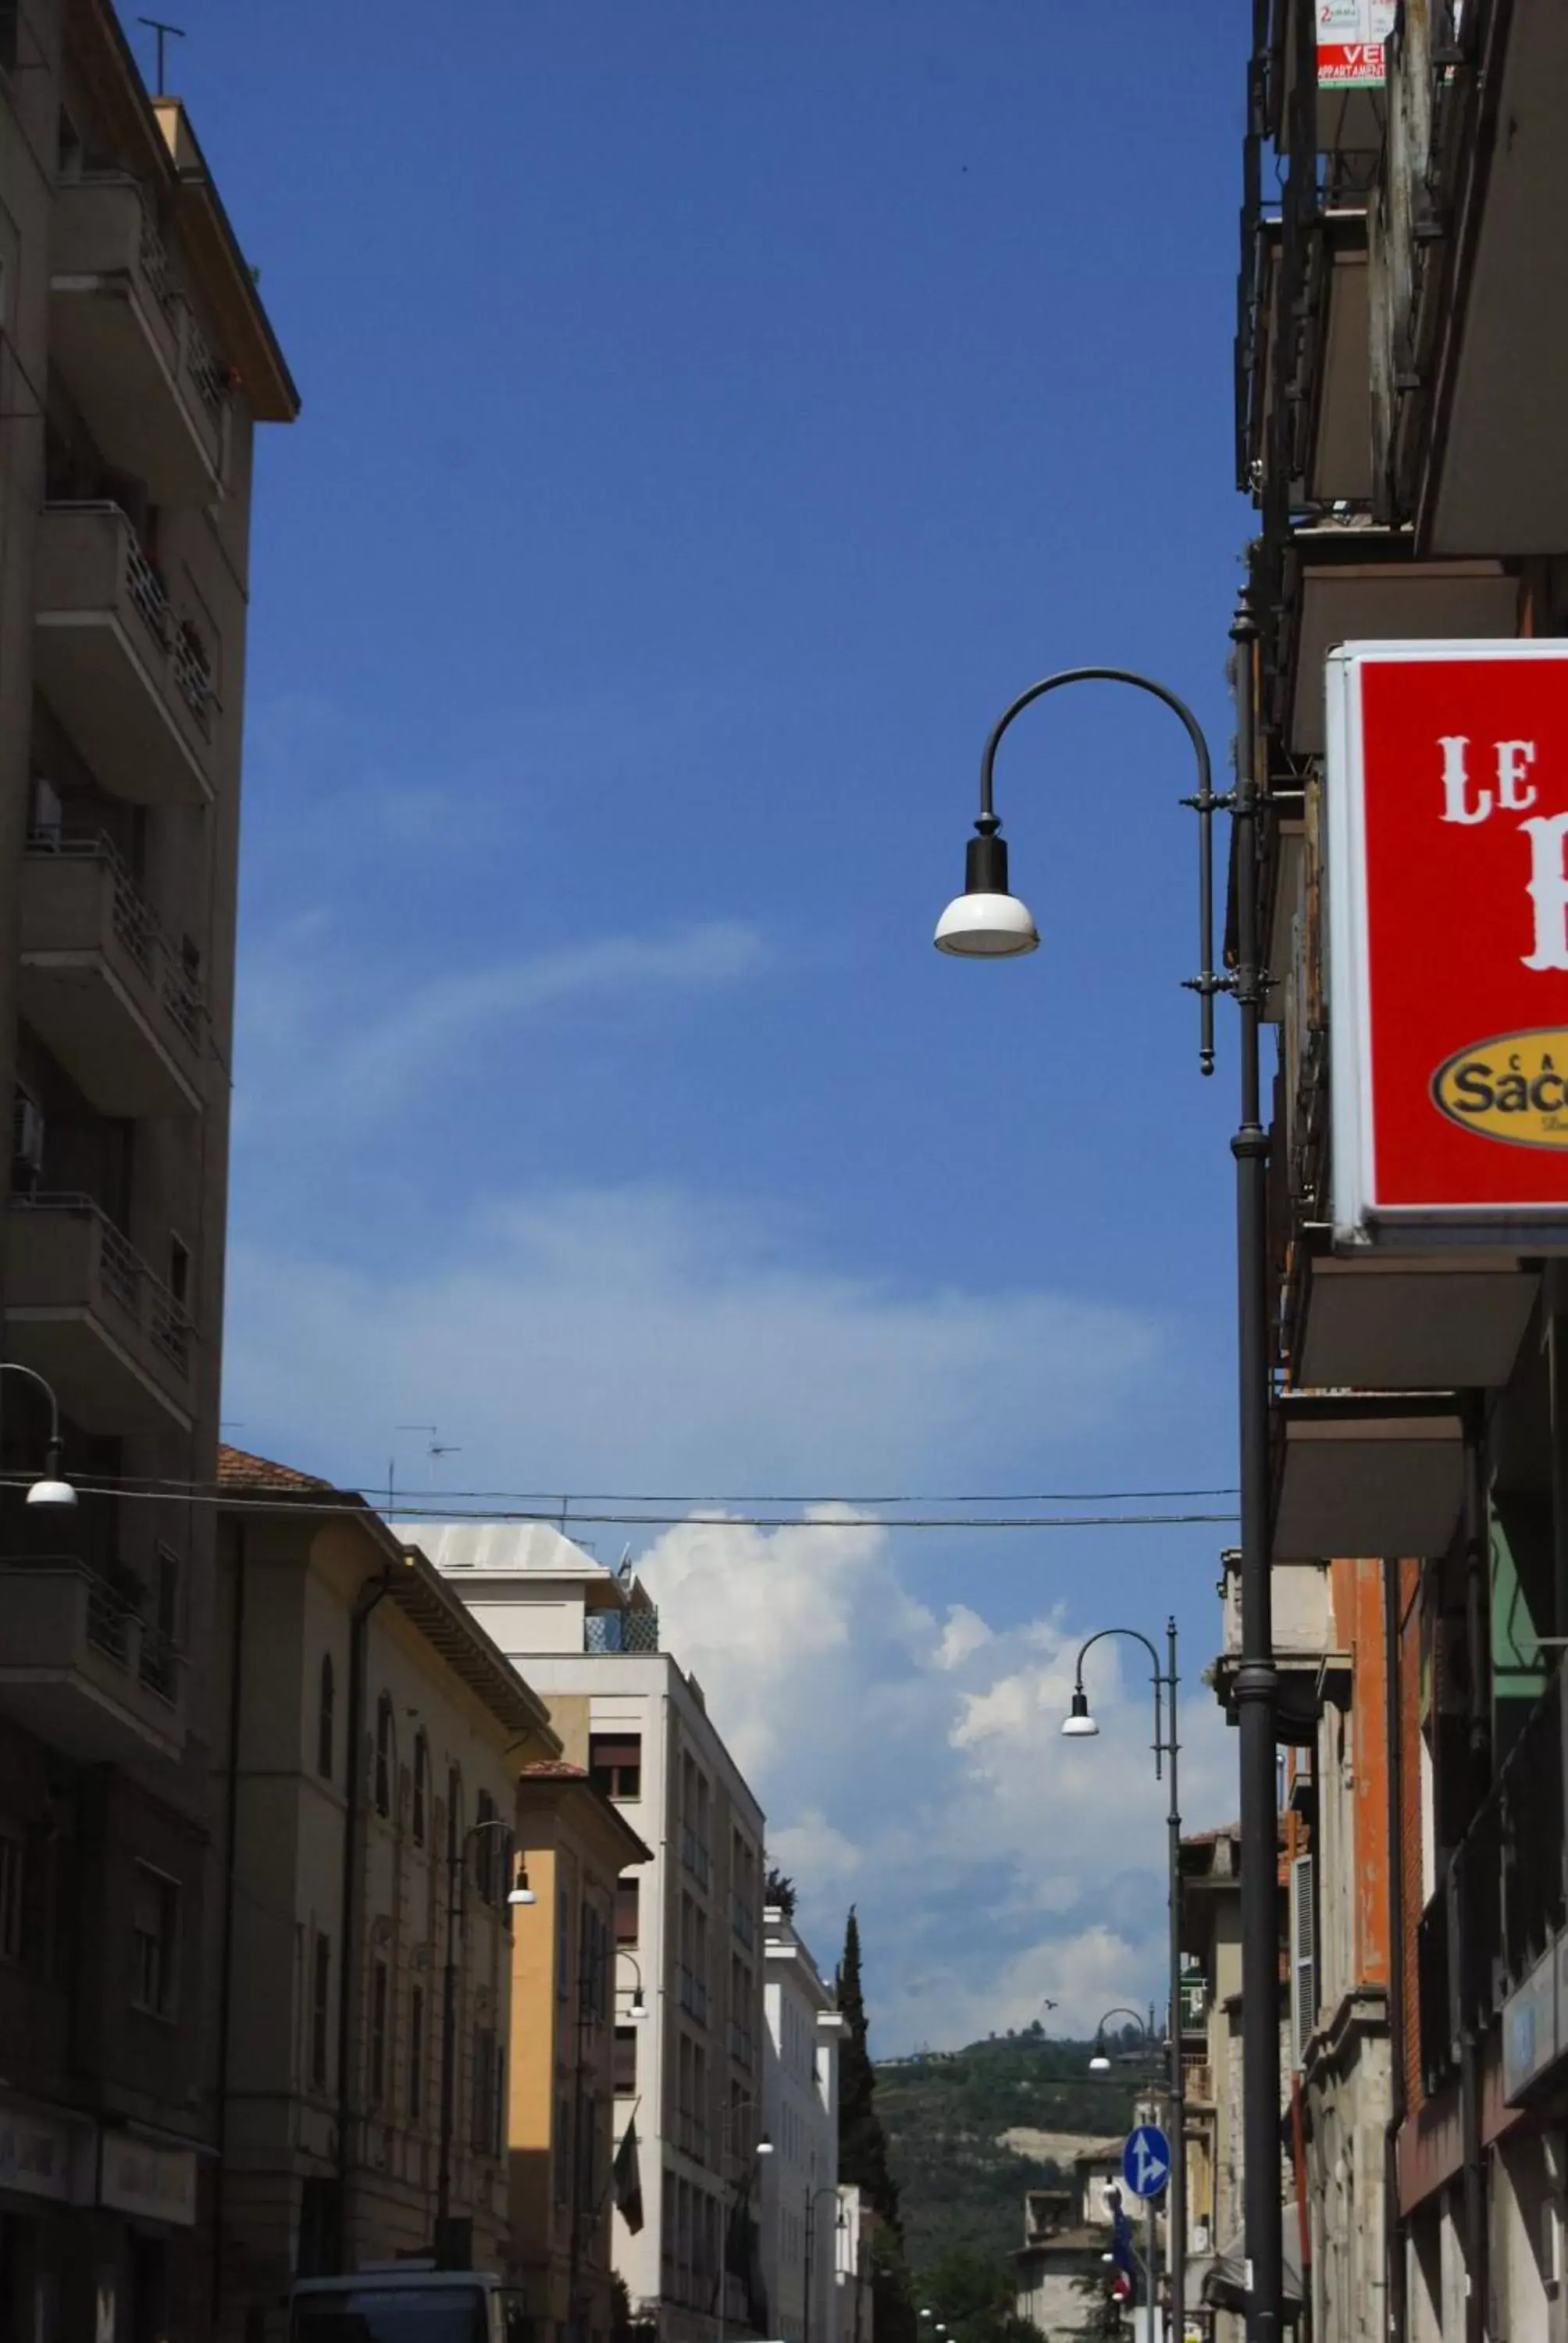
[
  {"left": 406, "top": 1523, "right": 769, "bottom": 2343},
  {"left": 761, "top": 1905, "right": 843, "bottom": 2343}
]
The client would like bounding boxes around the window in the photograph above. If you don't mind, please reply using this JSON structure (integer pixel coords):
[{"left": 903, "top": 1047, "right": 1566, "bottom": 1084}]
[
  {"left": 615, "top": 1877, "right": 640, "bottom": 1945},
  {"left": 412, "top": 1736, "right": 429, "bottom": 1847},
  {"left": 374, "top": 1696, "right": 393, "bottom": 1817},
  {"left": 369, "top": 1959, "right": 389, "bottom": 2106},
  {"left": 130, "top": 1863, "right": 178, "bottom": 2017},
  {"left": 0, "top": 1831, "right": 21, "bottom": 1962},
  {"left": 614, "top": 2026, "right": 639, "bottom": 2095},
  {"left": 472, "top": 2024, "right": 498, "bottom": 2153},
  {"left": 447, "top": 1767, "right": 462, "bottom": 1861},
  {"left": 316, "top": 1655, "right": 334, "bottom": 1781},
  {"left": 590, "top": 1735, "right": 641, "bottom": 1801},
  {"left": 409, "top": 1985, "right": 425, "bottom": 2120},
  {"left": 311, "top": 1933, "right": 331, "bottom": 2089}
]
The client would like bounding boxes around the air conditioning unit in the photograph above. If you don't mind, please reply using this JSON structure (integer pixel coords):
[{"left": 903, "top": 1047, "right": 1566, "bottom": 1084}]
[{"left": 12, "top": 1092, "right": 44, "bottom": 1178}]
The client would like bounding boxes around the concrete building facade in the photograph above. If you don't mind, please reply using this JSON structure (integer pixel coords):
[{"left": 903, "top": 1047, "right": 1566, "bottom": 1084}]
[
  {"left": 208, "top": 1453, "right": 561, "bottom": 2336},
  {"left": 409, "top": 1523, "right": 770, "bottom": 2343},
  {"left": 0, "top": 8, "right": 294, "bottom": 2338},
  {"left": 507, "top": 1760, "right": 651, "bottom": 2343},
  {"left": 760, "top": 1903, "right": 842, "bottom": 2343}
]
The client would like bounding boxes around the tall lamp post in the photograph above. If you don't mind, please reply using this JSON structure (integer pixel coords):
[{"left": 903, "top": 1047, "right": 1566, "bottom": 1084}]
[
  {"left": 804, "top": 2182, "right": 843, "bottom": 2343},
  {"left": 932, "top": 633, "right": 1281, "bottom": 2343},
  {"left": 437, "top": 1813, "right": 533, "bottom": 2264},
  {"left": 715, "top": 2095, "right": 772, "bottom": 2343},
  {"left": 1062, "top": 1620, "right": 1184, "bottom": 2341}
]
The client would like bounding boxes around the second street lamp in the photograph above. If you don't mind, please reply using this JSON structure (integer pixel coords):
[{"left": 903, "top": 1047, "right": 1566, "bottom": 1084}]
[
  {"left": 934, "top": 639, "right": 1282, "bottom": 2343},
  {"left": 1061, "top": 1621, "right": 1184, "bottom": 2342}
]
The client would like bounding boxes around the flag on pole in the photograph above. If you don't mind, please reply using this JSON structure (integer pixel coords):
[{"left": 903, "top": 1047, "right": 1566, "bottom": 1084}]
[{"left": 613, "top": 2118, "right": 644, "bottom": 2234}]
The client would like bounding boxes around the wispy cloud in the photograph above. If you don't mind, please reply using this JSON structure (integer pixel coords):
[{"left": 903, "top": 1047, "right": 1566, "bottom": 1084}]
[{"left": 235, "top": 918, "right": 767, "bottom": 1126}]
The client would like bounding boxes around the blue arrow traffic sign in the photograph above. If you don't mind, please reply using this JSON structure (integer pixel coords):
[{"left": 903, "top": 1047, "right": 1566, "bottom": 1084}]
[{"left": 1121, "top": 2123, "right": 1171, "bottom": 2200}]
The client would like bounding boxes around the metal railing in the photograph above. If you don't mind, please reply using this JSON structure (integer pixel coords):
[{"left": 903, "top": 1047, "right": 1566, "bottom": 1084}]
[
  {"left": 583, "top": 1604, "right": 660, "bottom": 1653},
  {"left": 12, "top": 1191, "right": 193, "bottom": 1381},
  {"left": 86, "top": 1569, "right": 136, "bottom": 1663},
  {"left": 44, "top": 504, "right": 219, "bottom": 741},
  {"left": 25, "top": 830, "right": 204, "bottom": 1050},
  {"left": 170, "top": 625, "right": 215, "bottom": 736},
  {"left": 1180, "top": 1974, "right": 1210, "bottom": 2031},
  {"left": 139, "top": 1624, "right": 179, "bottom": 1703}
]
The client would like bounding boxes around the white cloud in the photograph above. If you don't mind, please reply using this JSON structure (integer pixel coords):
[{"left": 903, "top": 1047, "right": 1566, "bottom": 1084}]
[
  {"left": 233, "top": 918, "right": 767, "bottom": 1127},
  {"left": 222, "top": 1180, "right": 1228, "bottom": 2052}
]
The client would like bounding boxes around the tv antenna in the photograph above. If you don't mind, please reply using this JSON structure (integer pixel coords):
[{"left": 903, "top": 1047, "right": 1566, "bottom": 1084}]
[
  {"left": 388, "top": 1425, "right": 462, "bottom": 1507},
  {"left": 137, "top": 16, "right": 185, "bottom": 95}
]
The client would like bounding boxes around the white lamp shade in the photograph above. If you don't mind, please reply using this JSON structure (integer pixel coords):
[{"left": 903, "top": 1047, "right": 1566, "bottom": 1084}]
[
  {"left": 1060, "top": 1712, "right": 1099, "bottom": 1739},
  {"left": 629, "top": 1994, "right": 647, "bottom": 2020},
  {"left": 507, "top": 1883, "right": 536, "bottom": 1906},
  {"left": 933, "top": 890, "right": 1039, "bottom": 957},
  {"left": 757, "top": 2138, "right": 774, "bottom": 2156},
  {"left": 1089, "top": 2053, "right": 1112, "bottom": 2073},
  {"left": 26, "top": 1477, "right": 76, "bottom": 1509}
]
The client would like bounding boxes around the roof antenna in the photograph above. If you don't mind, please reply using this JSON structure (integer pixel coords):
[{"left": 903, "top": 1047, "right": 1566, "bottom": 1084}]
[{"left": 137, "top": 16, "right": 185, "bottom": 96}]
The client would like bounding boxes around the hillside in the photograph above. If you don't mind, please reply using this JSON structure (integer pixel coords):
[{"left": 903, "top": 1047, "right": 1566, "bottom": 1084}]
[{"left": 876, "top": 2027, "right": 1142, "bottom": 2273}]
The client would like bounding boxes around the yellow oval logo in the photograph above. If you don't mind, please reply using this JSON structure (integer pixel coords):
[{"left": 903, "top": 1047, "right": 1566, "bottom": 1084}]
[{"left": 1431, "top": 1028, "right": 1568, "bottom": 1149}]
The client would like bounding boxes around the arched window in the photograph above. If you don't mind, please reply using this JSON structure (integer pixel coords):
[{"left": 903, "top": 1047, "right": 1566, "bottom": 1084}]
[
  {"left": 412, "top": 1735, "right": 429, "bottom": 1848},
  {"left": 374, "top": 1695, "right": 394, "bottom": 1817},
  {"left": 316, "top": 1655, "right": 334, "bottom": 1781}
]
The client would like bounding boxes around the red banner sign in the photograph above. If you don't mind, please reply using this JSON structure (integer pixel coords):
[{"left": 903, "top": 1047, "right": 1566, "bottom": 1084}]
[{"left": 1327, "top": 641, "right": 1568, "bottom": 1243}]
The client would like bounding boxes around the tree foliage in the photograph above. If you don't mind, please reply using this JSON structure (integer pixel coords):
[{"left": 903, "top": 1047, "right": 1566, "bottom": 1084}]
[{"left": 838, "top": 1909, "right": 918, "bottom": 2343}]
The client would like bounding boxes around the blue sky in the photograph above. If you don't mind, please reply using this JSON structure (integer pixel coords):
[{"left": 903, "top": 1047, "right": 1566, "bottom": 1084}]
[{"left": 185, "top": 0, "right": 1253, "bottom": 2048}]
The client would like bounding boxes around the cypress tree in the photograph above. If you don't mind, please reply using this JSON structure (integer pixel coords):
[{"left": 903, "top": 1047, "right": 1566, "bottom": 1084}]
[{"left": 837, "top": 1908, "right": 917, "bottom": 2343}]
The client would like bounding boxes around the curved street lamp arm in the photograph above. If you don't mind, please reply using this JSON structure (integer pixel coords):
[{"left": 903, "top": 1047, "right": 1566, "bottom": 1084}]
[
  {"left": 1071, "top": 1624, "right": 1167, "bottom": 1780},
  {"left": 1092, "top": 2006, "right": 1153, "bottom": 2042},
  {"left": 0, "top": 1361, "right": 64, "bottom": 1460},
  {"left": 974, "top": 666, "right": 1221, "bottom": 1076}
]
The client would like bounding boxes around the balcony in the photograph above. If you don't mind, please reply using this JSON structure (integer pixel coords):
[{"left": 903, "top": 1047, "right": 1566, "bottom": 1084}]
[
  {"left": 1214, "top": 1553, "right": 1338, "bottom": 1741},
  {"left": 1270, "top": 1392, "right": 1465, "bottom": 1567},
  {"left": 1180, "top": 1974, "right": 1210, "bottom": 2035},
  {"left": 20, "top": 836, "right": 205, "bottom": 1118},
  {"left": 0, "top": 1559, "right": 184, "bottom": 1763},
  {"left": 5, "top": 1193, "right": 196, "bottom": 1434},
  {"left": 34, "top": 505, "right": 216, "bottom": 808},
  {"left": 583, "top": 1603, "right": 660, "bottom": 1653},
  {"left": 48, "top": 175, "right": 226, "bottom": 507}
]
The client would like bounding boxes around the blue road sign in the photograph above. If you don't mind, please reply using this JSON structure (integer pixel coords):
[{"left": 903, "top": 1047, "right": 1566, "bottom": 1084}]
[{"left": 1121, "top": 2123, "right": 1171, "bottom": 2200}]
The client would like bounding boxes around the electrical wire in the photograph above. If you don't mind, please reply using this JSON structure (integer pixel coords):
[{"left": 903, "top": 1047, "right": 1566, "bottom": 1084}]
[{"left": 1, "top": 1473, "right": 1238, "bottom": 1532}]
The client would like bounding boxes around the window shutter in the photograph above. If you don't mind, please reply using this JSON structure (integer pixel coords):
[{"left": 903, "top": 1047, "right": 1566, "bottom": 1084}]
[{"left": 1291, "top": 1853, "right": 1316, "bottom": 2068}]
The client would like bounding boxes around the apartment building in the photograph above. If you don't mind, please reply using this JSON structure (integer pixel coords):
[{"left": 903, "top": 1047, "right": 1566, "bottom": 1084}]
[
  {"left": 1229, "top": 3, "right": 1568, "bottom": 2335},
  {"left": 760, "top": 1900, "right": 843, "bottom": 2343},
  {"left": 0, "top": 8, "right": 295, "bottom": 2339},
  {"left": 407, "top": 1523, "right": 771, "bottom": 2343},
  {"left": 209, "top": 1451, "right": 562, "bottom": 2335},
  {"left": 508, "top": 1759, "right": 651, "bottom": 2343}
]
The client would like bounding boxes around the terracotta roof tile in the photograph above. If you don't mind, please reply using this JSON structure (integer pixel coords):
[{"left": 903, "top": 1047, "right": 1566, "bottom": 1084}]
[
  {"left": 519, "top": 1761, "right": 590, "bottom": 1780},
  {"left": 217, "top": 1443, "right": 334, "bottom": 1492}
]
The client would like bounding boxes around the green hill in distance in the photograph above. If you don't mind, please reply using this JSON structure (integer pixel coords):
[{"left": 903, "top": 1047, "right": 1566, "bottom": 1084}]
[{"left": 877, "top": 2025, "right": 1145, "bottom": 2275}]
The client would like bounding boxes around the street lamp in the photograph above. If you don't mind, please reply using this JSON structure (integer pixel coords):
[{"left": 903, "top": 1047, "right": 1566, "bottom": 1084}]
[
  {"left": 0, "top": 1363, "right": 77, "bottom": 1507},
  {"left": 804, "top": 2183, "right": 844, "bottom": 2343},
  {"left": 437, "top": 1813, "right": 519, "bottom": 2263},
  {"left": 716, "top": 2096, "right": 772, "bottom": 2343},
  {"left": 932, "top": 638, "right": 1281, "bottom": 2343},
  {"left": 617, "top": 1948, "right": 647, "bottom": 2022},
  {"left": 1063, "top": 1621, "right": 1184, "bottom": 2341}
]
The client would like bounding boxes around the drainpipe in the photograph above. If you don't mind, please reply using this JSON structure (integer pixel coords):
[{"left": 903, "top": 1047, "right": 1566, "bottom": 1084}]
[
  {"left": 209, "top": 1517, "right": 248, "bottom": 2326},
  {"left": 337, "top": 1564, "right": 393, "bottom": 2269},
  {"left": 1385, "top": 1557, "right": 1407, "bottom": 2343}
]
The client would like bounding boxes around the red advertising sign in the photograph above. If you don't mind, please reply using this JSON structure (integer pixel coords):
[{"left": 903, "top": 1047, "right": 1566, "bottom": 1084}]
[{"left": 1327, "top": 642, "right": 1568, "bottom": 1244}]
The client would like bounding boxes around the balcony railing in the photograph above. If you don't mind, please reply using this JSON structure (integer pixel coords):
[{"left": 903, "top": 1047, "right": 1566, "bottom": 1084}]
[
  {"left": 584, "top": 1604, "right": 660, "bottom": 1653},
  {"left": 0, "top": 1559, "right": 184, "bottom": 1763},
  {"left": 1180, "top": 1975, "right": 1210, "bottom": 2031},
  {"left": 26, "top": 830, "right": 204, "bottom": 1047},
  {"left": 34, "top": 505, "right": 218, "bottom": 805},
  {"left": 682, "top": 1830, "right": 711, "bottom": 1892},
  {"left": 7, "top": 1192, "right": 195, "bottom": 1428},
  {"left": 49, "top": 174, "right": 227, "bottom": 505}
]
